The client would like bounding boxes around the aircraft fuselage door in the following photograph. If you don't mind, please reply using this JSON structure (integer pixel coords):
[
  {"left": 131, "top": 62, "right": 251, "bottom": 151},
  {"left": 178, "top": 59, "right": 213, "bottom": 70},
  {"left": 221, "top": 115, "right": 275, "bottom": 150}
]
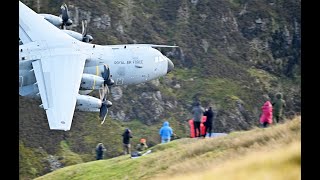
[{"left": 116, "top": 78, "right": 124, "bottom": 85}]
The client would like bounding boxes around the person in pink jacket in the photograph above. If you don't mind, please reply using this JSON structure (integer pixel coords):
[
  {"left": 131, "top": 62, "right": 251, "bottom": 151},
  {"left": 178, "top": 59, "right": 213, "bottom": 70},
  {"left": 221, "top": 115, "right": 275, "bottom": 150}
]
[{"left": 260, "top": 100, "right": 273, "bottom": 128}]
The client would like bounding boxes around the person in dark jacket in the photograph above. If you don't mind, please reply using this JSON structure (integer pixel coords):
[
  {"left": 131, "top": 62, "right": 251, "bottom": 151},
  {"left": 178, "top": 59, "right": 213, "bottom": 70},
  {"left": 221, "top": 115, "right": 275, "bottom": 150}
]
[
  {"left": 203, "top": 107, "right": 215, "bottom": 137},
  {"left": 272, "top": 93, "right": 286, "bottom": 124},
  {"left": 122, "top": 128, "right": 133, "bottom": 155},
  {"left": 191, "top": 102, "right": 205, "bottom": 137},
  {"left": 95, "top": 143, "right": 106, "bottom": 160},
  {"left": 159, "top": 121, "right": 173, "bottom": 143}
]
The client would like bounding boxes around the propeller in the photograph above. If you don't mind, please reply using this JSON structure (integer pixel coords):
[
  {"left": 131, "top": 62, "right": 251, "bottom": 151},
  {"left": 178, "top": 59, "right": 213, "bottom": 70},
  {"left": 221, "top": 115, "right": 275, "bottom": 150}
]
[
  {"left": 99, "top": 87, "right": 112, "bottom": 124},
  {"left": 60, "top": 3, "right": 72, "bottom": 29},
  {"left": 98, "top": 65, "right": 114, "bottom": 124},
  {"left": 101, "top": 64, "right": 115, "bottom": 86},
  {"left": 81, "top": 20, "right": 93, "bottom": 43}
]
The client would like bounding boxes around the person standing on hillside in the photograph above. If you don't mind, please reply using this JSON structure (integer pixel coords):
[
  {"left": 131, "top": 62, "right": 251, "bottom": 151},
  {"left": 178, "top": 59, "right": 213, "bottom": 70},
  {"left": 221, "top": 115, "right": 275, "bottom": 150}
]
[
  {"left": 122, "top": 128, "right": 133, "bottom": 155},
  {"left": 95, "top": 142, "right": 106, "bottom": 160},
  {"left": 272, "top": 92, "right": 286, "bottom": 124},
  {"left": 260, "top": 96, "right": 273, "bottom": 128},
  {"left": 159, "top": 121, "right": 173, "bottom": 143},
  {"left": 204, "top": 106, "right": 215, "bottom": 137},
  {"left": 191, "top": 102, "right": 205, "bottom": 137}
]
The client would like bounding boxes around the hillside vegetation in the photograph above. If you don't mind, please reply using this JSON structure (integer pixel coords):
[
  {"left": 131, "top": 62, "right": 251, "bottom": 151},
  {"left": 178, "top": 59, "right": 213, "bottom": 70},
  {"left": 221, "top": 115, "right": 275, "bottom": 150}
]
[
  {"left": 19, "top": 0, "right": 300, "bottom": 179},
  {"left": 35, "top": 116, "right": 301, "bottom": 180}
]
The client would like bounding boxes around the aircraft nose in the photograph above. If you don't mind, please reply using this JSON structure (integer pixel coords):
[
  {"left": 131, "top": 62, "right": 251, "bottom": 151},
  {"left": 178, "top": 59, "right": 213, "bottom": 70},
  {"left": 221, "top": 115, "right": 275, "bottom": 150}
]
[{"left": 167, "top": 58, "right": 174, "bottom": 73}]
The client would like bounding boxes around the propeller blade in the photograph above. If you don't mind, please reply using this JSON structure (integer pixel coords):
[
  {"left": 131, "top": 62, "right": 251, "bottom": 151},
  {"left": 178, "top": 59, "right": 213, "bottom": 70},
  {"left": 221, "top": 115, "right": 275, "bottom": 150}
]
[
  {"left": 101, "top": 64, "right": 110, "bottom": 85},
  {"left": 99, "top": 83, "right": 110, "bottom": 124},
  {"left": 82, "top": 20, "right": 87, "bottom": 36},
  {"left": 101, "top": 65, "right": 114, "bottom": 86},
  {"left": 99, "top": 103, "right": 108, "bottom": 124},
  {"left": 99, "top": 84, "right": 108, "bottom": 100},
  {"left": 99, "top": 100, "right": 112, "bottom": 124},
  {"left": 61, "top": 3, "right": 69, "bottom": 23},
  {"left": 103, "top": 85, "right": 109, "bottom": 101},
  {"left": 60, "top": 4, "right": 72, "bottom": 29},
  {"left": 82, "top": 20, "right": 94, "bottom": 43}
]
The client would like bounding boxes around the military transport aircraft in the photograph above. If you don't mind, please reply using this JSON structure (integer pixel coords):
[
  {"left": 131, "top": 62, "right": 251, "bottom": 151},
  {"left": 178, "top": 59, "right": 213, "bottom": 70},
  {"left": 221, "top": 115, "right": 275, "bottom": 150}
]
[{"left": 19, "top": 1, "right": 176, "bottom": 131}]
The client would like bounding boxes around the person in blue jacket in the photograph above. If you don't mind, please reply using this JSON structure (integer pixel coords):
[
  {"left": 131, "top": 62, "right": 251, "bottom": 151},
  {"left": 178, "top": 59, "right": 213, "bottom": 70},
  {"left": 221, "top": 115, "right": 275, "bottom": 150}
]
[{"left": 159, "top": 121, "right": 173, "bottom": 144}]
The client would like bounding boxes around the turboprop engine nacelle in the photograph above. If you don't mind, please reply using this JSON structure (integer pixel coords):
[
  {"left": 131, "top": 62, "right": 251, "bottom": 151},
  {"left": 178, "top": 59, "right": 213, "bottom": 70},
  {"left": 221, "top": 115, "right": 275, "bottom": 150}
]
[
  {"left": 83, "top": 64, "right": 105, "bottom": 75},
  {"left": 75, "top": 94, "right": 102, "bottom": 112},
  {"left": 40, "top": 14, "right": 72, "bottom": 27},
  {"left": 62, "top": 30, "right": 83, "bottom": 41},
  {"left": 62, "top": 29, "right": 93, "bottom": 43},
  {"left": 80, "top": 74, "right": 105, "bottom": 90}
]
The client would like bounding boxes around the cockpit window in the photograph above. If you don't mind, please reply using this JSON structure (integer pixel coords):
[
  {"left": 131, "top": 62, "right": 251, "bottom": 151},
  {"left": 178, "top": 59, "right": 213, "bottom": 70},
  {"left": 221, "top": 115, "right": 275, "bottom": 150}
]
[
  {"left": 155, "top": 56, "right": 165, "bottom": 63},
  {"left": 159, "top": 56, "right": 164, "bottom": 62}
]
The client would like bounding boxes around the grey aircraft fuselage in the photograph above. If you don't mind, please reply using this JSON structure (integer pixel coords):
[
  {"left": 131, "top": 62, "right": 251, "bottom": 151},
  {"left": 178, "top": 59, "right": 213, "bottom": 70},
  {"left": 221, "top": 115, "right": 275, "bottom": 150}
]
[{"left": 19, "top": 41, "right": 174, "bottom": 97}]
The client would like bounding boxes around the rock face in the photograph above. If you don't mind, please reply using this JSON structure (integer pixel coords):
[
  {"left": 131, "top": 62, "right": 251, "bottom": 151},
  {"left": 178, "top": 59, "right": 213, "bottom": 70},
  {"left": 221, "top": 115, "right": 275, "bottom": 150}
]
[
  {"left": 67, "top": 5, "right": 111, "bottom": 31},
  {"left": 46, "top": 155, "right": 63, "bottom": 172},
  {"left": 111, "top": 86, "right": 123, "bottom": 101}
]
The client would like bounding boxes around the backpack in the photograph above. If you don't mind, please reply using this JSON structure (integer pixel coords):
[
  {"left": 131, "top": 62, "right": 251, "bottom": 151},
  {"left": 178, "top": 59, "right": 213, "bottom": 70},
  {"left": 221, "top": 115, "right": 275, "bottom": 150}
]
[{"left": 131, "top": 151, "right": 141, "bottom": 157}]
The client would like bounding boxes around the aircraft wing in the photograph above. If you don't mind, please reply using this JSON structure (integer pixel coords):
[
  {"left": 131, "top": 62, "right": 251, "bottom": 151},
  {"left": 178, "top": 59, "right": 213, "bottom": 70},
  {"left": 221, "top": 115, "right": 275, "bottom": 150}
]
[
  {"left": 19, "top": 1, "right": 75, "bottom": 44},
  {"left": 19, "top": 1, "right": 86, "bottom": 130},
  {"left": 32, "top": 55, "right": 86, "bottom": 131}
]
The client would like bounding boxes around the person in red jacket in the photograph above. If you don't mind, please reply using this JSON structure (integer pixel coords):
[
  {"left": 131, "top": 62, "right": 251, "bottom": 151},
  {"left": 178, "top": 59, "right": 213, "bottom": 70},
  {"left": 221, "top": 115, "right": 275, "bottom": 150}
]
[{"left": 260, "top": 98, "right": 273, "bottom": 128}]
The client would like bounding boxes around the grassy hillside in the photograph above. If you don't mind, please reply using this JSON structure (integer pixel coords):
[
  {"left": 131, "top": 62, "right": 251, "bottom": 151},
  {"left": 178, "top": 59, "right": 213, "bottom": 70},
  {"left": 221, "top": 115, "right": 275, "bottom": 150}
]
[{"left": 34, "top": 116, "right": 300, "bottom": 180}]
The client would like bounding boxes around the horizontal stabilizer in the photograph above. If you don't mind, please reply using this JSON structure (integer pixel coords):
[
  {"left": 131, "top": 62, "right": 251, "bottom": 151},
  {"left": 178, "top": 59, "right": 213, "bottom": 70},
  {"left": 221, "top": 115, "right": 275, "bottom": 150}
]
[
  {"left": 148, "top": 44, "right": 178, "bottom": 48},
  {"left": 106, "top": 44, "right": 178, "bottom": 49}
]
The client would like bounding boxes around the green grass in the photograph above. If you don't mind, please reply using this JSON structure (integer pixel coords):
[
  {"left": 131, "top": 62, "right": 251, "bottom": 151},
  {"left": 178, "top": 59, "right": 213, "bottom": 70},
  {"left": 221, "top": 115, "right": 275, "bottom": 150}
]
[
  {"left": 247, "top": 68, "right": 279, "bottom": 92},
  {"left": 58, "top": 141, "right": 84, "bottom": 166},
  {"left": 167, "top": 64, "right": 266, "bottom": 111},
  {"left": 35, "top": 116, "right": 300, "bottom": 180},
  {"left": 19, "top": 141, "right": 49, "bottom": 179},
  {"left": 228, "top": 0, "right": 243, "bottom": 8},
  {"left": 173, "top": 70, "right": 249, "bottom": 109}
]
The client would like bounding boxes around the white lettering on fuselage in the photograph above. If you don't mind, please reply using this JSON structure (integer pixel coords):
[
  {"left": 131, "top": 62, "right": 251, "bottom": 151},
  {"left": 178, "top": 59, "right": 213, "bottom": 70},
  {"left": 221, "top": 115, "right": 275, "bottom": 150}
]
[
  {"left": 133, "top": 60, "right": 143, "bottom": 64},
  {"left": 114, "top": 61, "right": 126, "bottom": 64},
  {"left": 114, "top": 60, "right": 143, "bottom": 64}
]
